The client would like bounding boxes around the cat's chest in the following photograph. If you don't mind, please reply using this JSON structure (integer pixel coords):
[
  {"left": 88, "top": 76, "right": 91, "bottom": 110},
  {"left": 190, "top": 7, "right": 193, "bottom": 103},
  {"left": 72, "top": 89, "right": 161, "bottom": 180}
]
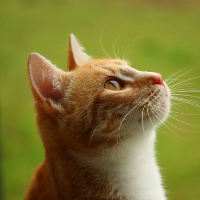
[
  {"left": 91, "top": 163, "right": 166, "bottom": 200},
  {"left": 81, "top": 133, "right": 166, "bottom": 200}
]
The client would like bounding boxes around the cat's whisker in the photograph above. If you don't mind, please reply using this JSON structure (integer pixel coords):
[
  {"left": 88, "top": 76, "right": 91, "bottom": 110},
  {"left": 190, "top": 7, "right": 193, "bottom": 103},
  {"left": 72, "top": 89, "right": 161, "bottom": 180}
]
[
  {"left": 167, "top": 111, "right": 188, "bottom": 121},
  {"left": 100, "top": 50, "right": 110, "bottom": 60},
  {"left": 170, "top": 84, "right": 200, "bottom": 90},
  {"left": 171, "top": 93, "right": 200, "bottom": 100},
  {"left": 164, "top": 64, "right": 195, "bottom": 84},
  {"left": 141, "top": 106, "right": 148, "bottom": 137},
  {"left": 116, "top": 131, "right": 122, "bottom": 148},
  {"left": 153, "top": 110, "right": 190, "bottom": 143},
  {"left": 155, "top": 106, "right": 198, "bottom": 130},
  {"left": 170, "top": 113, "right": 200, "bottom": 129},
  {"left": 169, "top": 110, "right": 200, "bottom": 115},
  {"left": 166, "top": 101, "right": 200, "bottom": 116},
  {"left": 113, "top": 35, "right": 121, "bottom": 59},
  {"left": 152, "top": 111, "right": 174, "bottom": 134},
  {"left": 171, "top": 101, "right": 187, "bottom": 111},
  {"left": 122, "top": 38, "right": 138, "bottom": 60},
  {"left": 125, "top": 40, "right": 142, "bottom": 61},
  {"left": 151, "top": 110, "right": 166, "bottom": 127},
  {"left": 170, "top": 81, "right": 200, "bottom": 87},
  {"left": 126, "top": 45, "right": 142, "bottom": 62},
  {"left": 118, "top": 101, "right": 142, "bottom": 131},
  {"left": 88, "top": 125, "right": 98, "bottom": 146},
  {"left": 147, "top": 108, "right": 157, "bottom": 130},
  {"left": 100, "top": 26, "right": 112, "bottom": 59},
  {"left": 126, "top": 49, "right": 138, "bottom": 63},
  {"left": 171, "top": 89, "right": 200, "bottom": 93},
  {"left": 169, "top": 75, "right": 200, "bottom": 88},
  {"left": 170, "top": 82, "right": 200, "bottom": 89},
  {"left": 147, "top": 108, "right": 171, "bottom": 135},
  {"left": 171, "top": 87, "right": 200, "bottom": 91},
  {"left": 171, "top": 90, "right": 200, "bottom": 95},
  {"left": 171, "top": 103, "right": 184, "bottom": 111},
  {"left": 166, "top": 65, "right": 200, "bottom": 85},
  {"left": 171, "top": 96, "right": 200, "bottom": 109},
  {"left": 169, "top": 82, "right": 200, "bottom": 91},
  {"left": 150, "top": 104, "right": 167, "bottom": 112},
  {"left": 164, "top": 116, "right": 195, "bottom": 133}
]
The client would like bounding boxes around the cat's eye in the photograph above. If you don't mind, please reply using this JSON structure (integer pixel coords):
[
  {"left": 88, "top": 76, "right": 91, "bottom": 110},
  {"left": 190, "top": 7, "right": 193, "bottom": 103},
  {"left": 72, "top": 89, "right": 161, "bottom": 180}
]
[{"left": 104, "top": 79, "right": 122, "bottom": 91}]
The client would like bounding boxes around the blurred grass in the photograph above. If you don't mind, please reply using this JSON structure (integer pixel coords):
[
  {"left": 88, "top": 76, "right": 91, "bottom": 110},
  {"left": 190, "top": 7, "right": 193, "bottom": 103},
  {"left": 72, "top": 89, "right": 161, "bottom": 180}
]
[{"left": 0, "top": 0, "right": 200, "bottom": 199}]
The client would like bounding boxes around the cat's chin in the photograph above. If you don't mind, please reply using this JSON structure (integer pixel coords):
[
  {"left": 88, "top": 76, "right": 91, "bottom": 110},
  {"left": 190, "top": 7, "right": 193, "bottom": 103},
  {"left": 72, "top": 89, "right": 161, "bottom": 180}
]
[{"left": 136, "top": 83, "right": 170, "bottom": 129}]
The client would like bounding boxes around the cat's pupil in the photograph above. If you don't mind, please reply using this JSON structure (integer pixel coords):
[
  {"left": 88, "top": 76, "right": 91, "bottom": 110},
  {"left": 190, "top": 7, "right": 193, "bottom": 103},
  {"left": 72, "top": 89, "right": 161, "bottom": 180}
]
[
  {"left": 104, "top": 79, "right": 122, "bottom": 90},
  {"left": 110, "top": 82, "right": 116, "bottom": 87}
]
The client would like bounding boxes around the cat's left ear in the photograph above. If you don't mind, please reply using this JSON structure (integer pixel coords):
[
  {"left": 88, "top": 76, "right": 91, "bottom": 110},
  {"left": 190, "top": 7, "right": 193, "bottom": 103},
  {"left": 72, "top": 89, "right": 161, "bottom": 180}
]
[
  {"left": 28, "top": 53, "right": 65, "bottom": 112},
  {"left": 68, "top": 34, "right": 91, "bottom": 71}
]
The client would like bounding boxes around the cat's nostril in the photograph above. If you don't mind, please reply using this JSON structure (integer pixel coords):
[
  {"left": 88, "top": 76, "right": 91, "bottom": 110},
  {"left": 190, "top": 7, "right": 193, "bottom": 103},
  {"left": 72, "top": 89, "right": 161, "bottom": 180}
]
[{"left": 153, "top": 74, "right": 164, "bottom": 86}]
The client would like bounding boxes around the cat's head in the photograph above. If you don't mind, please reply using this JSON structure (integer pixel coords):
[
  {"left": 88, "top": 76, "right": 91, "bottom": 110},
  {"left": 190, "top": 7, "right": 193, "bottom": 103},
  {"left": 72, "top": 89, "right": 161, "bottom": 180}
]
[{"left": 28, "top": 34, "right": 170, "bottom": 156}]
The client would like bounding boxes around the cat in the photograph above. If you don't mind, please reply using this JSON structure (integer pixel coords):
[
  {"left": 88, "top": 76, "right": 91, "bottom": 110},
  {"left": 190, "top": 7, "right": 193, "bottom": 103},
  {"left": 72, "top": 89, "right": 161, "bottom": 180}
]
[{"left": 24, "top": 34, "right": 170, "bottom": 200}]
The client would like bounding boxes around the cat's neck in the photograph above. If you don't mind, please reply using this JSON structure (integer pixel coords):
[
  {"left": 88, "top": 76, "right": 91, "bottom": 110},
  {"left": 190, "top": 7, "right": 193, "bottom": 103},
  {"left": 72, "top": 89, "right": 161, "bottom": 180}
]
[
  {"left": 41, "top": 129, "right": 166, "bottom": 200},
  {"left": 78, "top": 129, "right": 166, "bottom": 200}
]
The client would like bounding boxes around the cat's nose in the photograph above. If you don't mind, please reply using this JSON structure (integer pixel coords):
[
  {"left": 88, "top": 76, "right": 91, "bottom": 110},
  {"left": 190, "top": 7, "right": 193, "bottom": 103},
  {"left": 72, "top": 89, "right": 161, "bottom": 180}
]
[{"left": 152, "top": 74, "right": 164, "bottom": 86}]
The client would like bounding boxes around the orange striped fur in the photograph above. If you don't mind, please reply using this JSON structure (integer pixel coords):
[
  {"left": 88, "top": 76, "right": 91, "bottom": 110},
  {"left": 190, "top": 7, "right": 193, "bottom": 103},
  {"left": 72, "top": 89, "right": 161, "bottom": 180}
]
[{"left": 24, "top": 34, "right": 170, "bottom": 200}]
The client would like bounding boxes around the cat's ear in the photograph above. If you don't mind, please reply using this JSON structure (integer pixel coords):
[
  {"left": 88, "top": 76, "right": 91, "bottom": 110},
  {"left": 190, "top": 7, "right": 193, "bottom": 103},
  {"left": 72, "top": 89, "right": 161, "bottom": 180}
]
[
  {"left": 28, "top": 53, "right": 65, "bottom": 112},
  {"left": 68, "top": 34, "right": 91, "bottom": 71}
]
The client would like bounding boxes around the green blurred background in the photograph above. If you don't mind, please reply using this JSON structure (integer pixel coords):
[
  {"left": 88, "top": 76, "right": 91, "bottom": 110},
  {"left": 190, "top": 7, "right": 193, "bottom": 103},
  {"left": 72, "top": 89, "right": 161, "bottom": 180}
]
[{"left": 1, "top": 0, "right": 200, "bottom": 199}]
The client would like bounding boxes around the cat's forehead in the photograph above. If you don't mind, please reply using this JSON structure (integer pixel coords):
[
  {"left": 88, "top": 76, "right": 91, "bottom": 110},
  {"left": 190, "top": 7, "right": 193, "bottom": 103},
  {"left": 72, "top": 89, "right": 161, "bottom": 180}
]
[
  {"left": 90, "top": 59, "right": 129, "bottom": 68},
  {"left": 87, "top": 59, "right": 137, "bottom": 81}
]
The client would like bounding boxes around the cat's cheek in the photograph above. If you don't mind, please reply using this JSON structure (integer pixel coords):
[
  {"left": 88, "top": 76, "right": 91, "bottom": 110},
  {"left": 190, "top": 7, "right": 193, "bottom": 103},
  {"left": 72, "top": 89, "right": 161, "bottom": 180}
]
[
  {"left": 165, "top": 85, "right": 171, "bottom": 99},
  {"left": 64, "top": 103, "right": 76, "bottom": 115},
  {"left": 162, "top": 85, "right": 171, "bottom": 111}
]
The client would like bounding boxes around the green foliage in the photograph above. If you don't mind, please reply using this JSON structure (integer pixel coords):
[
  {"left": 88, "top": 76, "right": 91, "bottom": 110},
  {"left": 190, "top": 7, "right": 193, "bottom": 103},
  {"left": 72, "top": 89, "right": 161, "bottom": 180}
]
[{"left": 1, "top": 0, "right": 200, "bottom": 199}]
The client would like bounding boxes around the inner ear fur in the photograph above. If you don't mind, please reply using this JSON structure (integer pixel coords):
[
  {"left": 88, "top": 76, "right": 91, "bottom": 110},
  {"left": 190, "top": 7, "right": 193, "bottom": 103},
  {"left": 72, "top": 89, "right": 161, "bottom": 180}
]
[{"left": 28, "top": 52, "right": 66, "bottom": 111}]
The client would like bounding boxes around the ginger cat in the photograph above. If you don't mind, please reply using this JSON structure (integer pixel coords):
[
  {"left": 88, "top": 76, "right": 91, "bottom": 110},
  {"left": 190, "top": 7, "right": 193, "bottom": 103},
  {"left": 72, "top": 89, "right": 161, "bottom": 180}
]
[{"left": 24, "top": 34, "right": 170, "bottom": 200}]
